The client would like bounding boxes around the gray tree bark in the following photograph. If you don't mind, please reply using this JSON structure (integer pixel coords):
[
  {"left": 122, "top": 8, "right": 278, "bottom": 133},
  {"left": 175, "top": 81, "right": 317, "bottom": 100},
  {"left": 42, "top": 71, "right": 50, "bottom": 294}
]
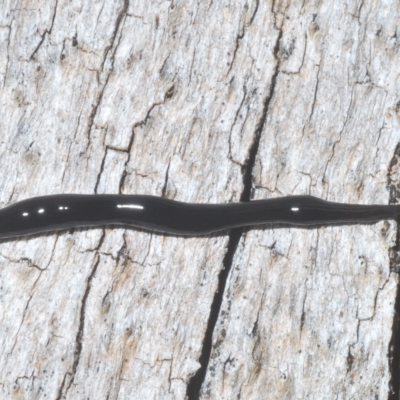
[{"left": 1, "top": 0, "right": 400, "bottom": 399}]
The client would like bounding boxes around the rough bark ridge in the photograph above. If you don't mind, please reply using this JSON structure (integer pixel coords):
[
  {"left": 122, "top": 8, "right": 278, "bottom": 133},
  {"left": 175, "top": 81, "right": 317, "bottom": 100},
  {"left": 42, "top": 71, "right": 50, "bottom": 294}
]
[{"left": 1, "top": 0, "right": 400, "bottom": 399}]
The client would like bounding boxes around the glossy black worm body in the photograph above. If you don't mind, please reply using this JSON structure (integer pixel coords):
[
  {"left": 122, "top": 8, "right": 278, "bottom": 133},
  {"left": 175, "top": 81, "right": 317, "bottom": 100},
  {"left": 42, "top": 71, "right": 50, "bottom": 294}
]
[{"left": 0, "top": 194, "right": 399, "bottom": 240}]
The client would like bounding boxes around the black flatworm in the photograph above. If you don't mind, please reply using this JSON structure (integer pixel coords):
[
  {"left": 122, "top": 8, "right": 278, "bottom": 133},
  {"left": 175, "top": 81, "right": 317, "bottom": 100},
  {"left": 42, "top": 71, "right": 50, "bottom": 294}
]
[{"left": 0, "top": 194, "right": 398, "bottom": 240}]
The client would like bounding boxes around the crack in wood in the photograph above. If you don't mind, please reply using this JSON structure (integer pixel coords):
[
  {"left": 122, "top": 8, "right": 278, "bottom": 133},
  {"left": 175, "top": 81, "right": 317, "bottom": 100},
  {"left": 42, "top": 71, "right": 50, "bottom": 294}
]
[
  {"left": 186, "top": 26, "right": 283, "bottom": 400},
  {"left": 85, "top": 0, "right": 129, "bottom": 148},
  {"left": 387, "top": 143, "right": 400, "bottom": 400},
  {"left": 226, "top": 1, "right": 259, "bottom": 76},
  {"left": 100, "top": 0, "right": 129, "bottom": 72},
  {"left": 29, "top": 0, "right": 58, "bottom": 61},
  {"left": 118, "top": 100, "right": 164, "bottom": 192},
  {"left": 7, "top": 272, "right": 42, "bottom": 357},
  {"left": 56, "top": 232, "right": 105, "bottom": 399}
]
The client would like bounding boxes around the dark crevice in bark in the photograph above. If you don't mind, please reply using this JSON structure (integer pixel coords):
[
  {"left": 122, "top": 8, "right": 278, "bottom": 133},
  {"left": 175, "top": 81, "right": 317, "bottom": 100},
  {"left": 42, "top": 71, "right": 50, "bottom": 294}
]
[
  {"left": 55, "top": 373, "right": 69, "bottom": 400},
  {"left": 388, "top": 218, "right": 400, "bottom": 400},
  {"left": 240, "top": 27, "right": 282, "bottom": 203},
  {"left": 161, "top": 162, "right": 170, "bottom": 197},
  {"left": 101, "top": 0, "right": 129, "bottom": 72},
  {"left": 387, "top": 143, "right": 400, "bottom": 400},
  {"left": 72, "top": 258, "right": 100, "bottom": 371},
  {"left": 94, "top": 146, "right": 108, "bottom": 194},
  {"left": 56, "top": 233, "right": 104, "bottom": 399},
  {"left": 186, "top": 29, "right": 282, "bottom": 400},
  {"left": 86, "top": 0, "right": 129, "bottom": 145},
  {"left": 186, "top": 228, "right": 242, "bottom": 400},
  {"left": 119, "top": 100, "right": 163, "bottom": 192},
  {"left": 226, "top": 1, "right": 259, "bottom": 76},
  {"left": 249, "top": 0, "right": 259, "bottom": 25},
  {"left": 85, "top": 73, "right": 111, "bottom": 145},
  {"left": 29, "top": 0, "right": 58, "bottom": 60},
  {"left": 119, "top": 130, "right": 135, "bottom": 193},
  {"left": 388, "top": 261, "right": 400, "bottom": 400}
]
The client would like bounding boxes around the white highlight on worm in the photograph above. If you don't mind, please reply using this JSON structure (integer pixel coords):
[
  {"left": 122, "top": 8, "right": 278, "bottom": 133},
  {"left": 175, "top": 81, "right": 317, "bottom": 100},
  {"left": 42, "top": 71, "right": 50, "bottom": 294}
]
[
  {"left": 117, "top": 204, "right": 144, "bottom": 210},
  {"left": 22, "top": 212, "right": 29, "bottom": 216},
  {"left": 291, "top": 207, "right": 299, "bottom": 211},
  {"left": 38, "top": 209, "right": 45, "bottom": 213},
  {"left": 59, "top": 206, "right": 69, "bottom": 210}
]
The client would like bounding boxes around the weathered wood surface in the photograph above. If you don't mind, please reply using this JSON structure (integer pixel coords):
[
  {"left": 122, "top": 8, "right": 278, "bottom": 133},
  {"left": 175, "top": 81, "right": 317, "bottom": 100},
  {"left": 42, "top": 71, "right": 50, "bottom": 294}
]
[{"left": 1, "top": 0, "right": 400, "bottom": 399}]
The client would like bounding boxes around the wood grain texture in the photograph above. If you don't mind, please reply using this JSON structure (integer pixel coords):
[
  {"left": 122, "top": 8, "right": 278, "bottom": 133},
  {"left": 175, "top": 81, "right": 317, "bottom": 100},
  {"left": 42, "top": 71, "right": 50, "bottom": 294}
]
[{"left": 0, "top": 0, "right": 400, "bottom": 399}]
